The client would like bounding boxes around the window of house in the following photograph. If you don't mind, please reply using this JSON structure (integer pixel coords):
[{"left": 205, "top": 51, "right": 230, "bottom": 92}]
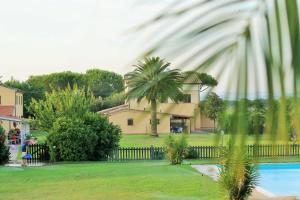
[
  {"left": 182, "top": 94, "right": 192, "bottom": 103},
  {"left": 127, "top": 118, "right": 133, "bottom": 126},
  {"left": 150, "top": 119, "right": 160, "bottom": 125}
]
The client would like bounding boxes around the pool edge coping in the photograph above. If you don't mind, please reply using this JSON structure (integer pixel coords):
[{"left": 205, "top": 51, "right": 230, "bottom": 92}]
[{"left": 192, "top": 164, "right": 277, "bottom": 198}]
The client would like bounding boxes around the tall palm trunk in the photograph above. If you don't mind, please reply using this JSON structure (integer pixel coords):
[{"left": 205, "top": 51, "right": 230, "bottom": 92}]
[{"left": 150, "top": 99, "right": 158, "bottom": 137}]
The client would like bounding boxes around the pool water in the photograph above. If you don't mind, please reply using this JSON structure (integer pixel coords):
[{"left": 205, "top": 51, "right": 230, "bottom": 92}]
[{"left": 259, "top": 163, "right": 300, "bottom": 196}]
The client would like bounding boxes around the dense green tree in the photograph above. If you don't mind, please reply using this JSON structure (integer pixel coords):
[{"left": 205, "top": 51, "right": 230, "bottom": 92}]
[
  {"left": 126, "top": 57, "right": 183, "bottom": 136},
  {"left": 248, "top": 99, "right": 266, "bottom": 135},
  {"left": 44, "top": 71, "right": 85, "bottom": 91},
  {"left": 0, "top": 125, "right": 10, "bottom": 165},
  {"left": 83, "top": 112, "right": 121, "bottom": 160},
  {"left": 85, "top": 69, "right": 124, "bottom": 98},
  {"left": 48, "top": 117, "right": 98, "bottom": 161},
  {"left": 201, "top": 92, "right": 224, "bottom": 131},
  {"left": 183, "top": 71, "right": 218, "bottom": 92},
  {"left": 48, "top": 114, "right": 121, "bottom": 162},
  {"left": 4, "top": 69, "right": 124, "bottom": 117},
  {"left": 91, "top": 92, "right": 125, "bottom": 112},
  {"left": 29, "top": 85, "right": 95, "bottom": 130}
]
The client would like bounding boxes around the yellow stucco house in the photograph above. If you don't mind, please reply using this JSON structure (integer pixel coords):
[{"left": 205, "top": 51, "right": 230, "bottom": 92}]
[
  {"left": 100, "top": 78, "right": 214, "bottom": 134},
  {"left": 0, "top": 85, "right": 24, "bottom": 132}
]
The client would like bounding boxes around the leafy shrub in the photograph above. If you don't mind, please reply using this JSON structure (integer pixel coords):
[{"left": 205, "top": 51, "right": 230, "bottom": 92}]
[
  {"left": 47, "top": 117, "right": 98, "bottom": 161},
  {"left": 164, "top": 134, "right": 188, "bottom": 165},
  {"left": 29, "top": 85, "right": 95, "bottom": 130},
  {"left": 47, "top": 114, "right": 121, "bottom": 162},
  {"left": 83, "top": 112, "right": 121, "bottom": 160},
  {"left": 0, "top": 125, "right": 10, "bottom": 165},
  {"left": 27, "top": 118, "right": 40, "bottom": 130},
  {"left": 185, "top": 147, "right": 198, "bottom": 159},
  {"left": 219, "top": 148, "right": 259, "bottom": 200}
]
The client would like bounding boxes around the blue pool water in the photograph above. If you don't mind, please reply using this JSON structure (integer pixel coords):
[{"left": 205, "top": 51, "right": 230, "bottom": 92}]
[{"left": 259, "top": 163, "right": 300, "bottom": 196}]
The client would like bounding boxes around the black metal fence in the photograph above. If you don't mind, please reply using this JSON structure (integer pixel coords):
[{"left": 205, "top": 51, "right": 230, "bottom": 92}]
[
  {"left": 23, "top": 144, "right": 50, "bottom": 164},
  {"left": 108, "top": 147, "right": 165, "bottom": 161},
  {"left": 108, "top": 144, "right": 300, "bottom": 161},
  {"left": 247, "top": 144, "right": 300, "bottom": 157}
]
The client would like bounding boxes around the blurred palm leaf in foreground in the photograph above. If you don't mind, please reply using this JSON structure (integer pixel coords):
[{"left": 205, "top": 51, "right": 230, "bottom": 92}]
[
  {"left": 140, "top": 0, "right": 300, "bottom": 192},
  {"left": 141, "top": 0, "right": 300, "bottom": 146}
]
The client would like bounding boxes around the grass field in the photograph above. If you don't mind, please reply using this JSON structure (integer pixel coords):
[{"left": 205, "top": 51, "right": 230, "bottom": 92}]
[
  {"left": 30, "top": 130, "right": 48, "bottom": 143},
  {"left": 119, "top": 133, "right": 294, "bottom": 147},
  {"left": 0, "top": 162, "right": 224, "bottom": 200}
]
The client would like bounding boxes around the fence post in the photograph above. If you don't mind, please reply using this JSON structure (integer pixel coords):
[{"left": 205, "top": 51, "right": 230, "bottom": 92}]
[{"left": 150, "top": 145, "right": 154, "bottom": 160}]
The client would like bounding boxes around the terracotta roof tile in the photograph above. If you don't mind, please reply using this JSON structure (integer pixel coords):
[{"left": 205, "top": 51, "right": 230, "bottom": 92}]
[{"left": 0, "top": 106, "right": 14, "bottom": 116}]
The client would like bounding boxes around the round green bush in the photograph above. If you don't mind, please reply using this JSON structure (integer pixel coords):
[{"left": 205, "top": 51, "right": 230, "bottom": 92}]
[
  {"left": 83, "top": 112, "right": 121, "bottom": 160},
  {"left": 47, "top": 113, "right": 121, "bottom": 162},
  {"left": 47, "top": 117, "right": 97, "bottom": 161}
]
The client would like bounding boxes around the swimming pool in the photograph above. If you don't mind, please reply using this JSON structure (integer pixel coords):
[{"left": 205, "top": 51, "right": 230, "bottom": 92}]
[{"left": 259, "top": 163, "right": 300, "bottom": 197}]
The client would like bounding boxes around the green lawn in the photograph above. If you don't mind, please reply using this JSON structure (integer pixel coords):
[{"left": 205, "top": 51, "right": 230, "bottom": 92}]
[
  {"left": 30, "top": 130, "right": 48, "bottom": 143},
  {"left": 0, "top": 162, "right": 224, "bottom": 200},
  {"left": 119, "top": 133, "right": 294, "bottom": 147}
]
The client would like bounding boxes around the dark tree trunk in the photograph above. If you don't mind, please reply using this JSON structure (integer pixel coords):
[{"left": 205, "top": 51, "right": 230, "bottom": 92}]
[{"left": 150, "top": 99, "right": 158, "bottom": 137}]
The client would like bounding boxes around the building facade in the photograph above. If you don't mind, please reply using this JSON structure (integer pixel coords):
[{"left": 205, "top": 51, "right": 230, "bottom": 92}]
[
  {"left": 0, "top": 85, "right": 24, "bottom": 132},
  {"left": 100, "top": 78, "right": 214, "bottom": 134}
]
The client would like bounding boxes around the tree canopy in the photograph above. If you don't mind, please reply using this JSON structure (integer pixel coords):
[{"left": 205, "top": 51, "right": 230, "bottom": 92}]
[
  {"left": 201, "top": 92, "right": 224, "bottom": 131},
  {"left": 85, "top": 69, "right": 124, "bottom": 98},
  {"left": 29, "top": 85, "right": 95, "bottom": 130},
  {"left": 4, "top": 69, "right": 124, "bottom": 117},
  {"left": 183, "top": 71, "right": 218, "bottom": 92}
]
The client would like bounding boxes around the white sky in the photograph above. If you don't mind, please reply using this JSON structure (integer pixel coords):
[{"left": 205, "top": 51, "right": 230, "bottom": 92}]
[{"left": 0, "top": 0, "right": 168, "bottom": 81}]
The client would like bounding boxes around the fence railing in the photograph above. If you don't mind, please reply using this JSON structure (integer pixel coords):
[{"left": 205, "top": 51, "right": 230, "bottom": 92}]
[
  {"left": 23, "top": 144, "right": 50, "bottom": 164},
  {"left": 108, "top": 147, "right": 165, "bottom": 161},
  {"left": 108, "top": 144, "right": 300, "bottom": 161},
  {"left": 188, "top": 146, "right": 222, "bottom": 159},
  {"left": 23, "top": 144, "right": 300, "bottom": 162},
  {"left": 247, "top": 144, "right": 300, "bottom": 157}
]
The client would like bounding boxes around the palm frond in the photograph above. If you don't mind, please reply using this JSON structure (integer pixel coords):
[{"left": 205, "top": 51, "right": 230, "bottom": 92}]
[{"left": 142, "top": 0, "right": 300, "bottom": 143}]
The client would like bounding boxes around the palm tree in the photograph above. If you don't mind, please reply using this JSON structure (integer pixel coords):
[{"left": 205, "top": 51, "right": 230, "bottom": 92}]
[{"left": 126, "top": 57, "right": 183, "bottom": 137}]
